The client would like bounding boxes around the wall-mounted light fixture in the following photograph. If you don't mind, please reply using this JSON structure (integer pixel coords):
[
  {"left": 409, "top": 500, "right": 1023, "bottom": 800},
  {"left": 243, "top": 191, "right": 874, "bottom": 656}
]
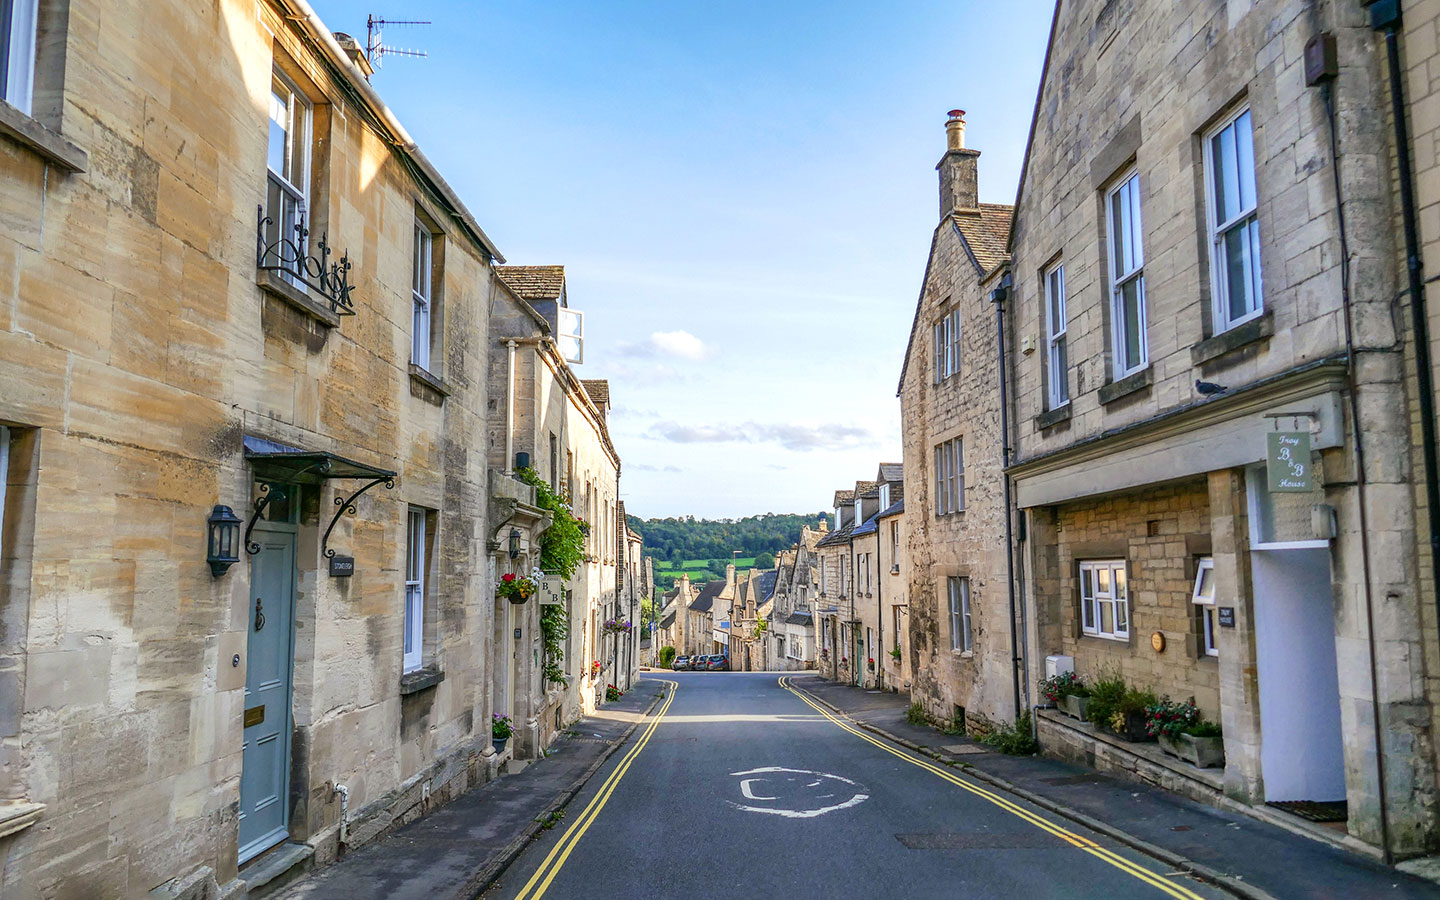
[
  {"left": 508, "top": 528, "right": 522, "bottom": 560},
  {"left": 207, "top": 505, "right": 243, "bottom": 576}
]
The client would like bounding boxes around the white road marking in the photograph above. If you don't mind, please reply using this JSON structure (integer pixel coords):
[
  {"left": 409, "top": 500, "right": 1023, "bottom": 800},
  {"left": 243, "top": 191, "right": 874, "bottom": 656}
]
[{"left": 726, "top": 767, "right": 869, "bottom": 818}]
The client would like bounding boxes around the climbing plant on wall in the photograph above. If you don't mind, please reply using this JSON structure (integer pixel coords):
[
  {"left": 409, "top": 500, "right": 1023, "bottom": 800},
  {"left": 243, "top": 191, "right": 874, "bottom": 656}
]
[{"left": 517, "top": 466, "right": 585, "bottom": 686}]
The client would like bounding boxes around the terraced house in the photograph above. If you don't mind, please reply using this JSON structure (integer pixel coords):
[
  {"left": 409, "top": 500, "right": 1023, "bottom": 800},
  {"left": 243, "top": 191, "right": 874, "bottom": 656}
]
[
  {"left": 896, "top": 0, "right": 1440, "bottom": 861},
  {"left": 0, "top": 1, "right": 629, "bottom": 896}
]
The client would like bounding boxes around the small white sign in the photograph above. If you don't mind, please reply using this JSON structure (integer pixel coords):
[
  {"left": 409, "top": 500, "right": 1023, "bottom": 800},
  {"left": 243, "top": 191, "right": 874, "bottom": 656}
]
[{"left": 537, "top": 575, "right": 565, "bottom": 606}]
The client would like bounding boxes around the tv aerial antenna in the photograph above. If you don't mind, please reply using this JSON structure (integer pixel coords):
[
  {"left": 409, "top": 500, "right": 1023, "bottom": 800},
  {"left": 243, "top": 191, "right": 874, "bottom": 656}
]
[{"left": 366, "top": 15, "right": 431, "bottom": 70}]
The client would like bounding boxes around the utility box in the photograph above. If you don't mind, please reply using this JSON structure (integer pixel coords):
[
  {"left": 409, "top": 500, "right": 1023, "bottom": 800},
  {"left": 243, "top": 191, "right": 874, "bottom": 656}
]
[{"left": 1045, "top": 654, "right": 1075, "bottom": 679}]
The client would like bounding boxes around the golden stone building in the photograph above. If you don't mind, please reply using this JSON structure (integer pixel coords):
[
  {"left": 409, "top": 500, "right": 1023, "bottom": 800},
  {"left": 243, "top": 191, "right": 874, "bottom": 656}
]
[{"left": 0, "top": 1, "right": 622, "bottom": 897}]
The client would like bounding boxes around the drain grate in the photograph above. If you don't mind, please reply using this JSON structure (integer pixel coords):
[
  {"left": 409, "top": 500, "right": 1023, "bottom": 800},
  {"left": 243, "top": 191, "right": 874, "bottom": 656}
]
[
  {"left": 1267, "top": 800, "right": 1348, "bottom": 823},
  {"left": 896, "top": 832, "right": 1060, "bottom": 850}
]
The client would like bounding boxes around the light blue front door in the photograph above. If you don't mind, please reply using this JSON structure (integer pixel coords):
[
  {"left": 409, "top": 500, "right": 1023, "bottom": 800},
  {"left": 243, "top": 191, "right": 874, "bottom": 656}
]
[{"left": 239, "top": 522, "right": 297, "bottom": 862}]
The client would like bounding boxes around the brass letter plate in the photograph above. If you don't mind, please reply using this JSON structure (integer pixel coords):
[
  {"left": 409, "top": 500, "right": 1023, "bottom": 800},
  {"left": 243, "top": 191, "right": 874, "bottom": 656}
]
[{"left": 244, "top": 705, "right": 265, "bottom": 728}]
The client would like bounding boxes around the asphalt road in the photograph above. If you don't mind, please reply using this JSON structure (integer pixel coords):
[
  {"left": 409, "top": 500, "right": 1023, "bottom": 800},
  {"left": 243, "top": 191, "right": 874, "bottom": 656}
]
[{"left": 483, "top": 673, "right": 1229, "bottom": 900}]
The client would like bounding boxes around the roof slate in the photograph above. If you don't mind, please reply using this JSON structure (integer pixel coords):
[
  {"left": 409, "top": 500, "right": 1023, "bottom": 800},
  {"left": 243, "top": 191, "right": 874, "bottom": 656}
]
[
  {"left": 496, "top": 265, "right": 566, "bottom": 300},
  {"left": 953, "top": 205, "right": 1014, "bottom": 276},
  {"left": 833, "top": 489, "right": 855, "bottom": 506},
  {"left": 878, "top": 462, "right": 903, "bottom": 483},
  {"left": 878, "top": 498, "right": 905, "bottom": 519},
  {"left": 689, "top": 580, "right": 725, "bottom": 613},
  {"left": 785, "top": 611, "right": 813, "bottom": 626},
  {"left": 581, "top": 379, "right": 610, "bottom": 408},
  {"left": 851, "top": 512, "right": 880, "bottom": 537}
]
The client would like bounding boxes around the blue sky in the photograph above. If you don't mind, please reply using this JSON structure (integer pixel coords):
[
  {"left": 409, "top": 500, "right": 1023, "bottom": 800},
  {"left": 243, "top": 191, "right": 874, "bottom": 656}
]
[{"left": 311, "top": 1, "right": 1052, "bottom": 518}]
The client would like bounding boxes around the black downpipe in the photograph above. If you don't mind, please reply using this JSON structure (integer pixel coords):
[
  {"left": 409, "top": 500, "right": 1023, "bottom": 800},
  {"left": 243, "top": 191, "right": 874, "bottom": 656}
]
[
  {"left": 992, "top": 274, "right": 1024, "bottom": 722},
  {"left": 1373, "top": 2, "right": 1440, "bottom": 665}
]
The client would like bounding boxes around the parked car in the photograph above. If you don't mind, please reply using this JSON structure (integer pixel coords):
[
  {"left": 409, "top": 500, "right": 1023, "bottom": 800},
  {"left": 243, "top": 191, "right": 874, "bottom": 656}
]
[
  {"left": 704, "top": 655, "right": 730, "bottom": 671},
  {"left": 672, "top": 655, "right": 691, "bottom": 671}
]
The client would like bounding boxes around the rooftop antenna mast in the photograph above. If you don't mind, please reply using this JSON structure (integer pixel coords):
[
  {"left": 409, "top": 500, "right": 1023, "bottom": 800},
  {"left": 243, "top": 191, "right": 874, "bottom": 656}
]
[{"left": 366, "top": 15, "right": 431, "bottom": 70}]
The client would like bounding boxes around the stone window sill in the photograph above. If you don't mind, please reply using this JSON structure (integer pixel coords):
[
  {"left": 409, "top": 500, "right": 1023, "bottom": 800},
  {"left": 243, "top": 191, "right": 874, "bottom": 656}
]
[
  {"left": 1190, "top": 313, "right": 1273, "bottom": 366},
  {"left": 399, "top": 665, "right": 444, "bottom": 695},
  {"left": 257, "top": 269, "right": 341, "bottom": 328},
  {"left": 1098, "top": 366, "right": 1152, "bottom": 405},
  {"left": 0, "top": 101, "right": 85, "bottom": 172},
  {"left": 0, "top": 801, "right": 45, "bottom": 839},
  {"left": 1034, "top": 404, "right": 1072, "bottom": 430},
  {"left": 408, "top": 364, "right": 452, "bottom": 399}
]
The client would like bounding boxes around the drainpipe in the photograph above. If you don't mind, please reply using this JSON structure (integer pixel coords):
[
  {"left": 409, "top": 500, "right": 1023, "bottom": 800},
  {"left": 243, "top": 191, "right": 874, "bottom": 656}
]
[
  {"left": 990, "top": 272, "right": 1024, "bottom": 722},
  {"left": 505, "top": 340, "right": 517, "bottom": 474},
  {"left": 876, "top": 522, "right": 884, "bottom": 692},
  {"left": 333, "top": 783, "right": 350, "bottom": 847}
]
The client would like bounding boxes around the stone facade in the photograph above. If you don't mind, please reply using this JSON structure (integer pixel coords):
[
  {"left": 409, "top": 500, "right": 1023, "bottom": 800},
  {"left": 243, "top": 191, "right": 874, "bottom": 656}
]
[
  {"left": 0, "top": 2, "right": 631, "bottom": 896},
  {"left": 897, "top": 114, "right": 1020, "bottom": 731},
  {"left": 998, "top": 0, "right": 1435, "bottom": 857}
]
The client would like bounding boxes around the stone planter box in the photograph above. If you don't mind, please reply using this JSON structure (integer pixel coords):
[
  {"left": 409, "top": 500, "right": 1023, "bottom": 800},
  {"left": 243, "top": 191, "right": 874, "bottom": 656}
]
[
  {"left": 1159, "top": 732, "right": 1224, "bottom": 768},
  {"left": 1061, "top": 694, "right": 1090, "bottom": 720}
]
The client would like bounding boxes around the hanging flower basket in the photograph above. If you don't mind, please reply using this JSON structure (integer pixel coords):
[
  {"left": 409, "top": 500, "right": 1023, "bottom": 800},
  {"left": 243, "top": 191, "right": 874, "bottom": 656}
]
[
  {"left": 602, "top": 618, "right": 633, "bottom": 635},
  {"left": 497, "top": 572, "right": 538, "bottom": 604}
]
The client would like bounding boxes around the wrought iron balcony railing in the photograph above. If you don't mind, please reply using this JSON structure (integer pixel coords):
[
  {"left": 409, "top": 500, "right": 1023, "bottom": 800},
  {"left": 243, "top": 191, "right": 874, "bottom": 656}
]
[{"left": 257, "top": 205, "right": 356, "bottom": 316}]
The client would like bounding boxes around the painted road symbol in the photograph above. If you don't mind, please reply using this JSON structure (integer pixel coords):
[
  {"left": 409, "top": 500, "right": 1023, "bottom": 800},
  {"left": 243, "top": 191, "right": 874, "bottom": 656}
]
[{"left": 727, "top": 767, "right": 869, "bottom": 818}]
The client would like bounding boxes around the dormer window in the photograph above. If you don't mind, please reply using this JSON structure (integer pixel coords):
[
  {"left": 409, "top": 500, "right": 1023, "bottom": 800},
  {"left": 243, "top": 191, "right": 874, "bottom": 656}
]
[
  {"left": 834, "top": 507, "right": 842, "bottom": 530},
  {"left": 879, "top": 483, "right": 891, "bottom": 509},
  {"left": 853, "top": 499, "right": 862, "bottom": 525}
]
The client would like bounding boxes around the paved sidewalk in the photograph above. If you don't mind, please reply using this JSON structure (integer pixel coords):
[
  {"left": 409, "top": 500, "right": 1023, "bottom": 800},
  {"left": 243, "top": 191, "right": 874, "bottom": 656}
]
[
  {"left": 792, "top": 675, "right": 1440, "bottom": 900},
  {"left": 276, "top": 680, "right": 668, "bottom": 900}
]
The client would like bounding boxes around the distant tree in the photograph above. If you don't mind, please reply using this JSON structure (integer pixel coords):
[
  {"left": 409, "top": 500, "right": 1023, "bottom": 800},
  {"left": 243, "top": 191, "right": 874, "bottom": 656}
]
[{"left": 754, "top": 551, "right": 776, "bottom": 570}]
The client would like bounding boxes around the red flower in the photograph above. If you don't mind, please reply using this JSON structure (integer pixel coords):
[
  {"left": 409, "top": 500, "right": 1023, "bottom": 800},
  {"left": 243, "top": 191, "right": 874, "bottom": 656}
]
[{"left": 503, "top": 573, "right": 515, "bottom": 582}]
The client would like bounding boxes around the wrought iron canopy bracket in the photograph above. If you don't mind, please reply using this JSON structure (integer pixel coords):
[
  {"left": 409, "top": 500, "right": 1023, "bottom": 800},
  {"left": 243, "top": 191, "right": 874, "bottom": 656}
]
[
  {"left": 322, "top": 476, "right": 396, "bottom": 559},
  {"left": 245, "top": 483, "right": 283, "bottom": 555}
]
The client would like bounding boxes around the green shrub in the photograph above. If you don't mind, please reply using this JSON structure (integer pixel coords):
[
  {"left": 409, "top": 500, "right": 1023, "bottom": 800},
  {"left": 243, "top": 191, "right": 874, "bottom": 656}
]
[
  {"left": 905, "top": 702, "right": 928, "bottom": 726},
  {"left": 1085, "top": 674, "right": 1127, "bottom": 727},
  {"left": 1184, "top": 720, "right": 1223, "bottom": 738},
  {"left": 1118, "top": 688, "right": 1159, "bottom": 715},
  {"left": 658, "top": 646, "right": 676, "bottom": 667},
  {"left": 978, "top": 712, "right": 1038, "bottom": 755}
]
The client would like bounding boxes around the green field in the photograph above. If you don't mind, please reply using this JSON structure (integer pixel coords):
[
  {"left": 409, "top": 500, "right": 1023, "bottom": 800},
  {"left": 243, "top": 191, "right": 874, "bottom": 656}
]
[{"left": 654, "top": 557, "right": 756, "bottom": 573}]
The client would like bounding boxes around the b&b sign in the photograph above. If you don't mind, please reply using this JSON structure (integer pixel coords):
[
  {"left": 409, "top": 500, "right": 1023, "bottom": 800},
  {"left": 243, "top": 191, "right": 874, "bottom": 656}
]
[
  {"left": 1267, "top": 431, "right": 1313, "bottom": 493},
  {"left": 537, "top": 575, "right": 565, "bottom": 605}
]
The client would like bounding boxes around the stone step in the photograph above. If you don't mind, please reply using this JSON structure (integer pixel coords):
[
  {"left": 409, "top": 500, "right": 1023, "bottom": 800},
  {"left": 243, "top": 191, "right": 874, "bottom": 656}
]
[{"left": 240, "top": 842, "right": 313, "bottom": 900}]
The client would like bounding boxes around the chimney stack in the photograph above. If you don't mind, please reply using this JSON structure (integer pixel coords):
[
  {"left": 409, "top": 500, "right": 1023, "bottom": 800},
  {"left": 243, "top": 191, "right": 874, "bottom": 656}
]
[{"left": 938, "top": 109, "right": 981, "bottom": 218}]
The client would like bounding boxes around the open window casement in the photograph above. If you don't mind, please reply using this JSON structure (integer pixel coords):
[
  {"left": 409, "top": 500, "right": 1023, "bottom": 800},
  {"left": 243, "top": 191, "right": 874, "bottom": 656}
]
[
  {"left": 1191, "top": 557, "right": 1218, "bottom": 657},
  {"left": 558, "top": 308, "right": 584, "bottom": 364}
]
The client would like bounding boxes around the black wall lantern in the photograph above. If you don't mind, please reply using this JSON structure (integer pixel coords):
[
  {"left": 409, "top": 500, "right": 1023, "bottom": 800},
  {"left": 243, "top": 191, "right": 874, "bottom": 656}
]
[
  {"left": 508, "top": 528, "right": 522, "bottom": 560},
  {"left": 207, "top": 505, "right": 243, "bottom": 576}
]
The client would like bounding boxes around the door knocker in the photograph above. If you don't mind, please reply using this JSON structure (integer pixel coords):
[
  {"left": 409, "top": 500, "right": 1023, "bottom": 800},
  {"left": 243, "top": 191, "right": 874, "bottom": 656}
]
[{"left": 254, "top": 597, "right": 266, "bottom": 632}]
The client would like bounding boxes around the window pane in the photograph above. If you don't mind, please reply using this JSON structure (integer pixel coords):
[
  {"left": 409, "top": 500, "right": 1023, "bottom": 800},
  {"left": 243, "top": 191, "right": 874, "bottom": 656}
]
[
  {"left": 1120, "top": 278, "right": 1144, "bottom": 370},
  {"left": 1111, "top": 188, "right": 1130, "bottom": 277},
  {"left": 268, "top": 87, "right": 289, "bottom": 177},
  {"left": 1055, "top": 336, "right": 1068, "bottom": 401},
  {"left": 1113, "top": 564, "right": 1126, "bottom": 599},
  {"left": 1248, "top": 218, "right": 1263, "bottom": 312},
  {"left": 1128, "top": 178, "right": 1144, "bottom": 267},
  {"left": 1100, "top": 601, "right": 1113, "bottom": 634},
  {"left": 1217, "top": 125, "right": 1241, "bottom": 224},
  {"left": 1235, "top": 110, "right": 1256, "bottom": 211},
  {"left": 1224, "top": 224, "right": 1251, "bottom": 320},
  {"left": 1096, "top": 565, "right": 1110, "bottom": 595},
  {"left": 1115, "top": 597, "right": 1128, "bottom": 634}
]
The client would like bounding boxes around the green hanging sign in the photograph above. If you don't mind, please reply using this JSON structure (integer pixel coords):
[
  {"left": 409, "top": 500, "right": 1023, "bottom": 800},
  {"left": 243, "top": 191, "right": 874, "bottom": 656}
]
[{"left": 1267, "top": 431, "right": 1313, "bottom": 492}]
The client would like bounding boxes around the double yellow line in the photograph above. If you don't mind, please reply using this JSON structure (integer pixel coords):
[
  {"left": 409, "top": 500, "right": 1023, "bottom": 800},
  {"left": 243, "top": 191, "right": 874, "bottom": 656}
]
[
  {"left": 780, "top": 677, "right": 1208, "bottom": 900},
  {"left": 511, "top": 679, "right": 678, "bottom": 900}
]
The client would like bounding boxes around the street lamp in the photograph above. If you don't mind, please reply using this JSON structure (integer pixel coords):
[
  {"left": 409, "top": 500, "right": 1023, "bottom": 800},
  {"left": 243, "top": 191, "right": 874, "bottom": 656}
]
[{"left": 206, "top": 505, "right": 243, "bottom": 577}]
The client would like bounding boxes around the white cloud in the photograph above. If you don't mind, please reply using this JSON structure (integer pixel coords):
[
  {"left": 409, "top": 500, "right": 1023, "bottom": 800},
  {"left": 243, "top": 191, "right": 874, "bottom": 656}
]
[
  {"left": 648, "top": 421, "right": 878, "bottom": 452},
  {"left": 616, "top": 329, "right": 715, "bottom": 362}
]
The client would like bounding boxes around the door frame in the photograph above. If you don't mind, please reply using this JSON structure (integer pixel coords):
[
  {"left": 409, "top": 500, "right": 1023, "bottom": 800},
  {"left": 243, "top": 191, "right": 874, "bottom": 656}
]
[{"left": 239, "top": 517, "right": 299, "bottom": 864}]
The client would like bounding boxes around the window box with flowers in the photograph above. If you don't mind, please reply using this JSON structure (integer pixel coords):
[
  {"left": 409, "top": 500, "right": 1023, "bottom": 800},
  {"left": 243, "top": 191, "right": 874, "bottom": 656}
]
[
  {"left": 1147, "top": 698, "right": 1224, "bottom": 768},
  {"left": 1039, "top": 671, "right": 1091, "bottom": 720}
]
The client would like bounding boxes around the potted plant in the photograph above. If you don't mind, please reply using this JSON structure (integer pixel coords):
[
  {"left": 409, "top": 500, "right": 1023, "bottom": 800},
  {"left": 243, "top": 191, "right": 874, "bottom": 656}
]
[
  {"left": 1109, "top": 688, "right": 1159, "bottom": 741},
  {"left": 492, "top": 714, "right": 512, "bottom": 753},
  {"left": 497, "top": 571, "right": 538, "bottom": 604},
  {"left": 890, "top": 646, "right": 902, "bottom": 663},
  {"left": 1148, "top": 698, "right": 1223, "bottom": 767},
  {"left": 867, "top": 657, "right": 875, "bottom": 671},
  {"left": 1039, "top": 671, "right": 1090, "bottom": 719},
  {"left": 602, "top": 618, "right": 633, "bottom": 635},
  {"left": 1085, "top": 674, "right": 1127, "bottom": 730},
  {"left": 605, "top": 684, "right": 623, "bottom": 702}
]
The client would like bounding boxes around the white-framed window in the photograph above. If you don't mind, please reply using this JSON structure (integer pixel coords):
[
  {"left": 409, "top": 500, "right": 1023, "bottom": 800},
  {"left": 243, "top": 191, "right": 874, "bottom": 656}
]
[
  {"left": 1, "top": 0, "right": 38, "bottom": 114},
  {"left": 892, "top": 605, "right": 902, "bottom": 651},
  {"left": 1191, "top": 556, "right": 1218, "bottom": 657},
  {"left": 1106, "top": 170, "right": 1147, "bottom": 378},
  {"left": 1205, "top": 107, "right": 1262, "bottom": 332},
  {"left": 264, "top": 71, "right": 312, "bottom": 283},
  {"left": 934, "top": 438, "right": 964, "bottom": 515},
  {"left": 889, "top": 520, "right": 899, "bottom": 562},
  {"left": 933, "top": 307, "right": 961, "bottom": 382},
  {"left": 1079, "top": 559, "right": 1129, "bottom": 641},
  {"left": 1044, "top": 261, "right": 1069, "bottom": 409},
  {"left": 948, "top": 576, "right": 972, "bottom": 652},
  {"left": 412, "top": 221, "right": 433, "bottom": 370},
  {"left": 879, "top": 483, "right": 890, "bottom": 510},
  {"left": 404, "top": 508, "right": 428, "bottom": 673}
]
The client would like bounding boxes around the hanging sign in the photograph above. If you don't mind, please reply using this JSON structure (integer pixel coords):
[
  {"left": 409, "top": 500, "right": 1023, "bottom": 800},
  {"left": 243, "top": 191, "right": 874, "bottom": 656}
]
[
  {"left": 1266, "top": 432, "right": 1313, "bottom": 492},
  {"left": 329, "top": 555, "right": 355, "bottom": 577},
  {"left": 537, "top": 575, "right": 566, "bottom": 605}
]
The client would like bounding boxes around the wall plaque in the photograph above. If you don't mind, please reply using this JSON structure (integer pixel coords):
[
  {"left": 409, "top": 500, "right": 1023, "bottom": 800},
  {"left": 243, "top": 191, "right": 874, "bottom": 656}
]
[
  {"left": 537, "top": 575, "right": 565, "bottom": 605},
  {"left": 1267, "top": 431, "right": 1313, "bottom": 492},
  {"left": 244, "top": 705, "right": 265, "bottom": 728},
  {"left": 329, "top": 555, "right": 355, "bottom": 577},
  {"left": 1218, "top": 607, "right": 1236, "bottom": 628}
]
